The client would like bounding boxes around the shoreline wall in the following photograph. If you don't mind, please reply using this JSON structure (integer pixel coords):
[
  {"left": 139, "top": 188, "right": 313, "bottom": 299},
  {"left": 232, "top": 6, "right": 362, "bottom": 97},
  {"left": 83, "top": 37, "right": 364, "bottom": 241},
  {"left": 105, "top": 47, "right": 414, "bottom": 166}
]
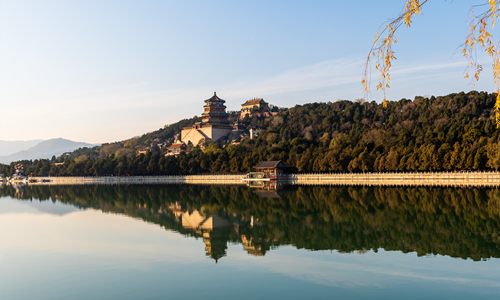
[
  {"left": 31, "top": 175, "right": 245, "bottom": 185},
  {"left": 282, "top": 172, "right": 500, "bottom": 186},
  {"left": 28, "top": 172, "right": 500, "bottom": 186}
]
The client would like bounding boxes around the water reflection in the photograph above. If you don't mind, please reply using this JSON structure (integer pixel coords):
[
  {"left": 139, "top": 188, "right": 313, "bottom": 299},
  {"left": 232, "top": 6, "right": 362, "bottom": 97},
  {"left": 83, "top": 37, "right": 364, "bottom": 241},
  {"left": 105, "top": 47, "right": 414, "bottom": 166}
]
[{"left": 1, "top": 183, "right": 500, "bottom": 262}]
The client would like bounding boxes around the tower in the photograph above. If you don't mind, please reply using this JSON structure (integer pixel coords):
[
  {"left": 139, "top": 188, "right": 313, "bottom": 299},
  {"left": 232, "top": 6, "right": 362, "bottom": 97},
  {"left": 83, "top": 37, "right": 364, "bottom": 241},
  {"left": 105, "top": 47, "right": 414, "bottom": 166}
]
[
  {"left": 202, "top": 92, "right": 229, "bottom": 124},
  {"left": 181, "top": 92, "right": 233, "bottom": 146}
]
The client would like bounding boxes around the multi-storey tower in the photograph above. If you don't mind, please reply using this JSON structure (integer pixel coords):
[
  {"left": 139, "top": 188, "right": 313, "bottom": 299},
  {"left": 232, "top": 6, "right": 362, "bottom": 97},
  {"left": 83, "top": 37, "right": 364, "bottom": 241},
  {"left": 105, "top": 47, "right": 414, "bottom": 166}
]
[
  {"left": 202, "top": 92, "right": 229, "bottom": 124},
  {"left": 181, "top": 92, "right": 234, "bottom": 146}
]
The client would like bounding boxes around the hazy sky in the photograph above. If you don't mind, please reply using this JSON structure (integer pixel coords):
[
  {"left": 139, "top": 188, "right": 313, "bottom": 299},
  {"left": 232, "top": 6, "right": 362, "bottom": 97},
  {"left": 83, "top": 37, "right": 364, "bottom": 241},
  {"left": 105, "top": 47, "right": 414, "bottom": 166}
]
[{"left": 0, "top": 0, "right": 496, "bottom": 143}]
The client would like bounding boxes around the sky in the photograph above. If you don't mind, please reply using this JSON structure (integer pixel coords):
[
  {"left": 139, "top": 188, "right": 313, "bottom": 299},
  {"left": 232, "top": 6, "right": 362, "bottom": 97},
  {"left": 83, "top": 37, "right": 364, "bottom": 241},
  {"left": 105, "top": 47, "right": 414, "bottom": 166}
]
[{"left": 0, "top": 0, "right": 497, "bottom": 144}]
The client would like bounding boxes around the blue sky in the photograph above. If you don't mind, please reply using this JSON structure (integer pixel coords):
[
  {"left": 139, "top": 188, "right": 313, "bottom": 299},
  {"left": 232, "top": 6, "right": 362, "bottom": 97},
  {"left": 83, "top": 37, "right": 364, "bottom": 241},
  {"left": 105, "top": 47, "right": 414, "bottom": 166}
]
[{"left": 0, "top": 0, "right": 496, "bottom": 143}]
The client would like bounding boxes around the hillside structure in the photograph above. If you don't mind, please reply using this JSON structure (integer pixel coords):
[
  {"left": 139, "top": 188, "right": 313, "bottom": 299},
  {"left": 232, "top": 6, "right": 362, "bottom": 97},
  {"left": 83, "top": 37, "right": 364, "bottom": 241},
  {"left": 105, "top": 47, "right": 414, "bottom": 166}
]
[
  {"left": 181, "top": 92, "right": 233, "bottom": 146},
  {"left": 241, "top": 98, "right": 267, "bottom": 118},
  {"left": 232, "top": 119, "right": 245, "bottom": 132},
  {"left": 165, "top": 140, "right": 187, "bottom": 156}
]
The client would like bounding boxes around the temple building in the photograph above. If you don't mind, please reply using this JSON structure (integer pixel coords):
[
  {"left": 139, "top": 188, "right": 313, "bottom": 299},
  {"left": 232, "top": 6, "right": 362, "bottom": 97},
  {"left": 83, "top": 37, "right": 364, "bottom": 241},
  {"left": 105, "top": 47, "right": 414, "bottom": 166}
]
[
  {"left": 181, "top": 92, "right": 233, "bottom": 146},
  {"left": 241, "top": 98, "right": 267, "bottom": 118},
  {"left": 165, "top": 140, "right": 187, "bottom": 156}
]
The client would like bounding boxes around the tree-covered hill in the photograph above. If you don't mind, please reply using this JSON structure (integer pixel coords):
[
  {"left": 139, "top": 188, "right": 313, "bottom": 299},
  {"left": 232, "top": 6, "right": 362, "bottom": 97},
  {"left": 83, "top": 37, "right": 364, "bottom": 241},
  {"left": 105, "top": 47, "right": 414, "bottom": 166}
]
[{"left": 1, "top": 91, "right": 500, "bottom": 176}]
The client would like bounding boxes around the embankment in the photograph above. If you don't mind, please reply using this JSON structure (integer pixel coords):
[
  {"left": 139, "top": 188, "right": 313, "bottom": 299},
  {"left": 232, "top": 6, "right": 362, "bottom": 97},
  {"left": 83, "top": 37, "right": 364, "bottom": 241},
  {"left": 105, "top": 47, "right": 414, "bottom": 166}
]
[
  {"left": 31, "top": 175, "right": 244, "bottom": 185},
  {"left": 29, "top": 172, "right": 500, "bottom": 186},
  {"left": 283, "top": 172, "right": 500, "bottom": 186}
]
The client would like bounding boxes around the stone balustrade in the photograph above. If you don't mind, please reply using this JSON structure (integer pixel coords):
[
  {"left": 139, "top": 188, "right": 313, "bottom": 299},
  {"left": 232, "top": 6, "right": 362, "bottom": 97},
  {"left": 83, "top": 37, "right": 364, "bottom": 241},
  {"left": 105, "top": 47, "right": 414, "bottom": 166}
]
[
  {"left": 31, "top": 175, "right": 245, "bottom": 185},
  {"left": 28, "top": 171, "right": 500, "bottom": 186},
  {"left": 279, "top": 172, "right": 500, "bottom": 186}
]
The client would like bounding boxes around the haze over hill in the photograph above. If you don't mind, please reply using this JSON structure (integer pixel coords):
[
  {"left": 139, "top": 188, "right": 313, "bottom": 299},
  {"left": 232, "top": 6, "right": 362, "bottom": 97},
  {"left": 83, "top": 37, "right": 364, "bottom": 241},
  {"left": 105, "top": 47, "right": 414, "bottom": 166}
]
[
  {"left": 0, "top": 140, "right": 44, "bottom": 156},
  {"left": 0, "top": 138, "right": 98, "bottom": 164}
]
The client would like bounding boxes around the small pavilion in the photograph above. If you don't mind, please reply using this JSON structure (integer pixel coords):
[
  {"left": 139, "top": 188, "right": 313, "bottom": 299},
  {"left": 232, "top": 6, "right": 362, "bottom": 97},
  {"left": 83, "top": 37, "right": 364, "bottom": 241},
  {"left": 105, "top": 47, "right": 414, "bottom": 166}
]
[{"left": 253, "top": 160, "right": 290, "bottom": 177}]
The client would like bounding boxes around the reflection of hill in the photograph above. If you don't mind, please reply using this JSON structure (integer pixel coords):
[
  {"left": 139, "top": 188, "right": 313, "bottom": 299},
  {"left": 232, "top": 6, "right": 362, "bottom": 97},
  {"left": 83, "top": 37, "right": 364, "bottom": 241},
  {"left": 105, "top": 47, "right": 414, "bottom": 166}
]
[
  {"left": 3, "top": 184, "right": 500, "bottom": 261},
  {"left": 2, "top": 184, "right": 79, "bottom": 215},
  {"left": 22, "top": 199, "right": 79, "bottom": 215}
]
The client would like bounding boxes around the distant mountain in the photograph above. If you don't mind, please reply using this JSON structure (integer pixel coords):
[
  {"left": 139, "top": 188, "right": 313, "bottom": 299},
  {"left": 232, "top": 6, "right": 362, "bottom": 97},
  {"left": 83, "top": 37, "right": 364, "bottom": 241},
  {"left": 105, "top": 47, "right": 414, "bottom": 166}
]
[
  {"left": 0, "top": 138, "right": 97, "bottom": 164},
  {"left": 0, "top": 139, "right": 44, "bottom": 156}
]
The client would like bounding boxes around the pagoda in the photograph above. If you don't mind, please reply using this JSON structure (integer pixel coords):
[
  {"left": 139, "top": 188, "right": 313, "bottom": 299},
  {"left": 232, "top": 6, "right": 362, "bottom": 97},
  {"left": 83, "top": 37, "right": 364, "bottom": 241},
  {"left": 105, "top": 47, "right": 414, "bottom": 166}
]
[
  {"left": 180, "top": 92, "right": 233, "bottom": 146},
  {"left": 202, "top": 92, "right": 229, "bottom": 124}
]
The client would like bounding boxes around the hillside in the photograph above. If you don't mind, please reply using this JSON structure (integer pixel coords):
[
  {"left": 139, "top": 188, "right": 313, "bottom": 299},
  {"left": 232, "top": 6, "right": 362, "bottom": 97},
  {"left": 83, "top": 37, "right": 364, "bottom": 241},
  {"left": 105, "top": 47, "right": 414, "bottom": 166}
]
[{"left": 1, "top": 91, "right": 499, "bottom": 176}]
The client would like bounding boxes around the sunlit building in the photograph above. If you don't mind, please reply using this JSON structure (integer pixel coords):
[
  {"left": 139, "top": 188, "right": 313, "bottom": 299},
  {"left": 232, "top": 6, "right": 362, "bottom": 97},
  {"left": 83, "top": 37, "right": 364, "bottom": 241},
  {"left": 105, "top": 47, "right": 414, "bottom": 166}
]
[
  {"left": 240, "top": 98, "right": 267, "bottom": 118},
  {"left": 181, "top": 92, "right": 233, "bottom": 146}
]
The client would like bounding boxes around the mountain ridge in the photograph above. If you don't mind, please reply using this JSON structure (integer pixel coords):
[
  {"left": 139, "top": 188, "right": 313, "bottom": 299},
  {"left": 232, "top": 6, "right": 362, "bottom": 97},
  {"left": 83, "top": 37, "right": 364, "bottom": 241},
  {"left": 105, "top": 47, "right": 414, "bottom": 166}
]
[
  {"left": 0, "top": 140, "right": 44, "bottom": 156},
  {"left": 0, "top": 138, "right": 98, "bottom": 164}
]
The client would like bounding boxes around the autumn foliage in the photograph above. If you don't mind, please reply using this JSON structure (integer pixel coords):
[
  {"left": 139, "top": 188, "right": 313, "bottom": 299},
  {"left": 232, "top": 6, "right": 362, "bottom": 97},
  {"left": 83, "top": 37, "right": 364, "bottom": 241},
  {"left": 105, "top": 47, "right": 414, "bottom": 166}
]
[{"left": 364, "top": 1, "right": 500, "bottom": 127}]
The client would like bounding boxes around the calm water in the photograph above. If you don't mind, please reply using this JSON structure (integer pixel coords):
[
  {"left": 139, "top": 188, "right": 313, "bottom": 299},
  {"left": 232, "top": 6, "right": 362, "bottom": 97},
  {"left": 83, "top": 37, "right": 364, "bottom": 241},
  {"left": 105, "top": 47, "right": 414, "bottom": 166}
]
[{"left": 1, "top": 184, "right": 499, "bottom": 299}]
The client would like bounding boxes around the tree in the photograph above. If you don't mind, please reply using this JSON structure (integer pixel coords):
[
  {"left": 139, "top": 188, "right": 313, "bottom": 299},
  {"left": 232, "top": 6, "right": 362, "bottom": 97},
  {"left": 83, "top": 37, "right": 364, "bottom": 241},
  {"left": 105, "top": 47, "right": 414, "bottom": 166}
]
[
  {"left": 385, "top": 147, "right": 399, "bottom": 170},
  {"left": 363, "top": 1, "right": 500, "bottom": 127},
  {"left": 487, "top": 141, "right": 500, "bottom": 169}
]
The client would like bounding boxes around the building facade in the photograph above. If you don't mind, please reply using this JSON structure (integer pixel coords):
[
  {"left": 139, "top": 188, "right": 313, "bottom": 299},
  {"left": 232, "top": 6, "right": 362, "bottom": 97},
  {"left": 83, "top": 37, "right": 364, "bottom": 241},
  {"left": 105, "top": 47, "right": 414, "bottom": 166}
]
[
  {"left": 253, "top": 160, "right": 290, "bottom": 176},
  {"left": 241, "top": 98, "right": 267, "bottom": 118}
]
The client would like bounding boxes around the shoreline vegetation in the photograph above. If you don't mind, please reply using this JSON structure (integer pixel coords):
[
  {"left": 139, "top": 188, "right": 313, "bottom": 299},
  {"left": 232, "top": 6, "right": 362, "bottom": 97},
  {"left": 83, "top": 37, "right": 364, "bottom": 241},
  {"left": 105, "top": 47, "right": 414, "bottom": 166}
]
[
  {"left": 1, "top": 91, "right": 500, "bottom": 176},
  {"left": 23, "top": 171, "right": 500, "bottom": 186}
]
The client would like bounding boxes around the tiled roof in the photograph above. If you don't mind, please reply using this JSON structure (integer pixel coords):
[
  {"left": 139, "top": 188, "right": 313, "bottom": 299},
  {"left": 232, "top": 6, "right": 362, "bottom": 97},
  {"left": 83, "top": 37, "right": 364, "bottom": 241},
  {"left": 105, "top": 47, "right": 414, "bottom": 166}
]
[
  {"left": 254, "top": 160, "right": 287, "bottom": 168},
  {"left": 204, "top": 92, "right": 226, "bottom": 103},
  {"left": 242, "top": 98, "right": 265, "bottom": 106},
  {"left": 167, "top": 143, "right": 186, "bottom": 149}
]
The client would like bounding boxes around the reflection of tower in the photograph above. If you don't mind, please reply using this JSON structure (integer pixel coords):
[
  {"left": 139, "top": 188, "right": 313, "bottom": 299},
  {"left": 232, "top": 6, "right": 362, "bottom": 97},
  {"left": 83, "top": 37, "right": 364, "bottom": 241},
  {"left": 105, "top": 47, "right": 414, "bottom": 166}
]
[
  {"left": 203, "top": 227, "right": 231, "bottom": 263},
  {"left": 181, "top": 210, "right": 233, "bottom": 263}
]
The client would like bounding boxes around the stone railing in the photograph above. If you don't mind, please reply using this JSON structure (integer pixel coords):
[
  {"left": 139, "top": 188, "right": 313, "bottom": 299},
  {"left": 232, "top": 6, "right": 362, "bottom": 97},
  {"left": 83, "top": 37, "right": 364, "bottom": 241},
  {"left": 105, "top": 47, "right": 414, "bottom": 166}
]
[
  {"left": 28, "top": 171, "right": 500, "bottom": 186},
  {"left": 31, "top": 175, "right": 245, "bottom": 185},
  {"left": 279, "top": 171, "right": 500, "bottom": 186}
]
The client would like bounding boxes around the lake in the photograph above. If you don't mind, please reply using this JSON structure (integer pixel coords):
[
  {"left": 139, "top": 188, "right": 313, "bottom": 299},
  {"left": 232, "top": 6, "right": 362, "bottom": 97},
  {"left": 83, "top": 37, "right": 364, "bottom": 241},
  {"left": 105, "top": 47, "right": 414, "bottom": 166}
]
[{"left": 1, "top": 183, "right": 499, "bottom": 299}]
